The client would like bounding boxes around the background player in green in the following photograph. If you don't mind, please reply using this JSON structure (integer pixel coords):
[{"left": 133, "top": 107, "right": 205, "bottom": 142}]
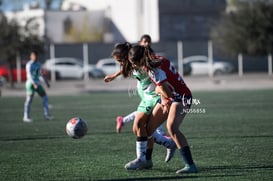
[{"left": 23, "top": 50, "right": 53, "bottom": 122}]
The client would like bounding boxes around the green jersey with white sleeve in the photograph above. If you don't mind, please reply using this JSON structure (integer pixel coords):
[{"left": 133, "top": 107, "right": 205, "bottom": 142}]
[
  {"left": 25, "top": 60, "right": 42, "bottom": 85},
  {"left": 132, "top": 69, "right": 159, "bottom": 114}
]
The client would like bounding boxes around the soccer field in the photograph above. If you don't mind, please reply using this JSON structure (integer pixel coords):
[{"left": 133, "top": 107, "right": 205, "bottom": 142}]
[{"left": 0, "top": 90, "right": 273, "bottom": 181}]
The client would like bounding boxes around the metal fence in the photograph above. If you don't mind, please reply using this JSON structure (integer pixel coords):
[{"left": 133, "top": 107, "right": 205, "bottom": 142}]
[{"left": 14, "top": 41, "right": 273, "bottom": 83}]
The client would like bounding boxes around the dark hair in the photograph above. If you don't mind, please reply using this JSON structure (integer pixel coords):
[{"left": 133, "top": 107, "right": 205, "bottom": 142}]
[
  {"left": 111, "top": 42, "right": 131, "bottom": 60},
  {"left": 30, "top": 50, "right": 38, "bottom": 56},
  {"left": 111, "top": 42, "right": 133, "bottom": 77},
  {"left": 128, "top": 45, "right": 161, "bottom": 72},
  {"left": 140, "top": 34, "right": 152, "bottom": 43},
  {"left": 139, "top": 34, "right": 154, "bottom": 54}
]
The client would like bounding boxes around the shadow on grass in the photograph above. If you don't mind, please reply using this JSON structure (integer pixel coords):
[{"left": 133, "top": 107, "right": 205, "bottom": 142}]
[
  {"left": 0, "top": 135, "right": 65, "bottom": 142},
  {"left": 202, "top": 164, "right": 273, "bottom": 171},
  {"left": 190, "top": 134, "right": 273, "bottom": 139},
  {"left": 94, "top": 174, "right": 241, "bottom": 181},
  {"left": 97, "top": 175, "right": 196, "bottom": 181},
  {"left": 4, "top": 133, "right": 272, "bottom": 142}
]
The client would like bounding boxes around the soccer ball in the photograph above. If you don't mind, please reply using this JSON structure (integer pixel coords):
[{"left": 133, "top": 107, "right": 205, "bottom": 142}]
[{"left": 66, "top": 117, "right": 88, "bottom": 139}]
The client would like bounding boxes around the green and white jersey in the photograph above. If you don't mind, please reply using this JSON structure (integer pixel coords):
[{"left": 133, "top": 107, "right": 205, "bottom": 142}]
[
  {"left": 132, "top": 69, "right": 157, "bottom": 100},
  {"left": 25, "top": 60, "right": 42, "bottom": 85},
  {"left": 132, "top": 69, "right": 159, "bottom": 114}
]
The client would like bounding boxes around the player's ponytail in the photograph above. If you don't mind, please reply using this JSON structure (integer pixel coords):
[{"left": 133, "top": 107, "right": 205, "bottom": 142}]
[
  {"left": 144, "top": 47, "right": 161, "bottom": 71},
  {"left": 111, "top": 42, "right": 133, "bottom": 78},
  {"left": 124, "top": 42, "right": 132, "bottom": 50},
  {"left": 128, "top": 45, "right": 145, "bottom": 66},
  {"left": 112, "top": 42, "right": 132, "bottom": 61},
  {"left": 128, "top": 45, "right": 162, "bottom": 72}
]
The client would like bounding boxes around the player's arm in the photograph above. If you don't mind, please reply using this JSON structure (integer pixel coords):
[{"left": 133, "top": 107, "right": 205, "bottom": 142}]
[
  {"left": 26, "top": 63, "right": 38, "bottom": 89},
  {"left": 40, "top": 69, "right": 50, "bottom": 88},
  {"left": 156, "top": 81, "right": 174, "bottom": 111},
  {"left": 104, "top": 70, "right": 122, "bottom": 83},
  {"left": 151, "top": 68, "right": 173, "bottom": 99},
  {"left": 156, "top": 81, "right": 173, "bottom": 99},
  {"left": 151, "top": 68, "right": 174, "bottom": 111}
]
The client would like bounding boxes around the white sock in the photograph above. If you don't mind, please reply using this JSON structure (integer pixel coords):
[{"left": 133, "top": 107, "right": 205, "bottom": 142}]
[
  {"left": 123, "top": 111, "right": 137, "bottom": 124},
  {"left": 24, "top": 94, "right": 33, "bottom": 118},
  {"left": 156, "top": 125, "right": 165, "bottom": 135},
  {"left": 153, "top": 131, "right": 173, "bottom": 149},
  {"left": 136, "top": 140, "right": 147, "bottom": 161}
]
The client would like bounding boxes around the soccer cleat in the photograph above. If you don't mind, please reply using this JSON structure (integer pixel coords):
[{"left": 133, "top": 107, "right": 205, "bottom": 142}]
[
  {"left": 176, "top": 164, "right": 198, "bottom": 174},
  {"left": 124, "top": 159, "right": 153, "bottom": 170},
  {"left": 23, "top": 117, "right": 33, "bottom": 123},
  {"left": 165, "top": 141, "right": 177, "bottom": 163},
  {"left": 116, "top": 116, "right": 124, "bottom": 133},
  {"left": 45, "top": 115, "right": 54, "bottom": 121},
  {"left": 145, "top": 160, "right": 153, "bottom": 169}
]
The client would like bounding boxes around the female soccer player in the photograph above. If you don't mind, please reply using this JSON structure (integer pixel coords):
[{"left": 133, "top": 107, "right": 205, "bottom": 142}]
[
  {"left": 104, "top": 42, "right": 176, "bottom": 170},
  {"left": 115, "top": 34, "right": 154, "bottom": 134},
  {"left": 127, "top": 45, "right": 198, "bottom": 174},
  {"left": 23, "top": 50, "right": 53, "bottom": 122}
]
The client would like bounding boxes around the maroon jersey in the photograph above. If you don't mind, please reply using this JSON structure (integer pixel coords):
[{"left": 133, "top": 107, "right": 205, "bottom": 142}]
[{"left": 148, "top": 56, "right": 191, "bottom": 97}]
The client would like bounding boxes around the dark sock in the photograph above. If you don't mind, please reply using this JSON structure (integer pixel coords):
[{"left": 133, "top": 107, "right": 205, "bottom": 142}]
[
  {"left": 146, "top": 148, "right": 153, "bottom": 160},
  {"left": 137, "top": 137, "right": 148, "bottom": 141},
  {"left": 179, "top": 146, "right": 194, "bottom": 165}
]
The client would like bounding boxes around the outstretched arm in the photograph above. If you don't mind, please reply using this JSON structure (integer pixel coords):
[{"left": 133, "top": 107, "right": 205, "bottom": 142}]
[
  {"left": 104, "top": 70, "right": 122, "bottom": 83},
  {"left": 41, "top": 69, "right": 50, "bottom": 88}
]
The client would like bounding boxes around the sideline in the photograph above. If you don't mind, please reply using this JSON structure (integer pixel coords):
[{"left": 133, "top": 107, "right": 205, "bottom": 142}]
[{"left": 1, "top": 73, "right": 273, "bottom": 97}]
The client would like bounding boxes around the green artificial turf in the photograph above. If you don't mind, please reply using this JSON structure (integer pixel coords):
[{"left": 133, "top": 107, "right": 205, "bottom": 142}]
[{"left": 0, "top": 90, "right": 273, "bottom": 180}]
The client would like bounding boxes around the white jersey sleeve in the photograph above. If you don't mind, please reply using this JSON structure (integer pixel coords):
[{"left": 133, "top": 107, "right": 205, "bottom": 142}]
[
  {"left": 26, "top": 61, "right": 35, "bottom": 84},
  {"left": 148, "top": 68, "right": 167, "bottom": 86},
  {"left": 26, "top": 60, "right": 41, "bottom": 85}
]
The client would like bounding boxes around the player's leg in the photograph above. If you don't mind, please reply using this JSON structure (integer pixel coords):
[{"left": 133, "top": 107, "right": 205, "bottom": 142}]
[
  {"left": 155, "top": 124, "right": 165, "bottom": 135},
  {"left": 125, "top": 98, "right": 155, "bottom": 170},
  {"left": 167, "top": 102, "right": 197, "bottom": 174},
  {"left": 117, "top": 85, "right": 145, "bottom": 133},
  {"left": 153, "top": 126, "right": 177, "bottom": 162},
  {"left": 153, "top": 126, "right": 174, "bottom": 148},
  {"left": 123, "top": 111, "right": 137, "bottom": 124},
  {"left": 37, "top": 85, "right": 53, "bottom": 120},
  {"left": 23, "top": 94, "right": 34, "bottom": 122},
  {"left": 154, "top": 124, "right": 172, "bottom": 145},
  {"left": 23, "top": 82, "right": 35, "bottom": 122},
  {"left": 125, "top": 111, "right": 152, "bottom": 170},
  {"left": 146, "top": 103, "right": 177, "bottom": 163},
  {"left": 116, "top": 111, "right": 137, "bottom": 133},
  {"left": 133, "top": 112, "right": 149, "bottom": 160}
]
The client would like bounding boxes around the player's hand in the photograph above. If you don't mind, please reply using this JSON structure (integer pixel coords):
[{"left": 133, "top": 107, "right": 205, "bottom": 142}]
[
  {"left": 104, "top": 75, "right": 115, "bottom": 82},
  {"left": 33, "top": 83, "right": 38, "bottom": 90},
  {"left": 160, "top": 96, "right": 172, "bottom": 112}
]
